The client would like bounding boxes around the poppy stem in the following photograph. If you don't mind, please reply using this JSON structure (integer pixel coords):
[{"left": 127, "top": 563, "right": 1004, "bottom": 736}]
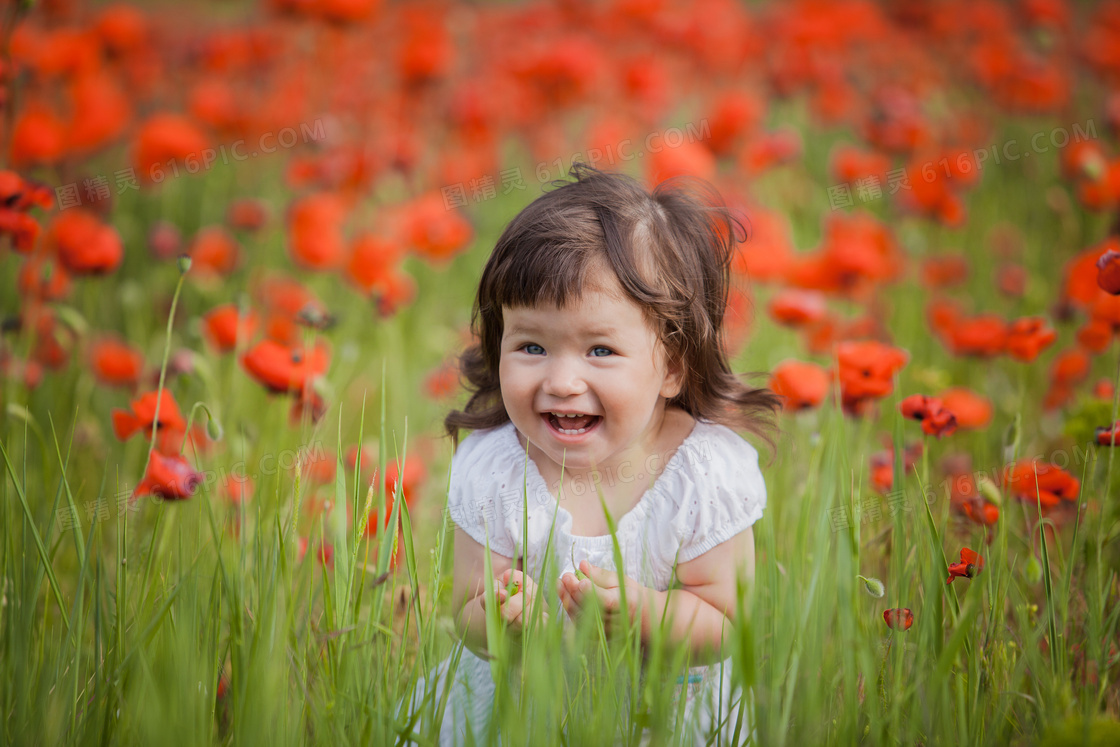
[
  {"left": 140, "top": 271, "right": 187, "bottom": 489},
  {"left": 180, "top": 402, "right": 219, "bottom": 455},
  {"left": 1098, "top": 343, "right": 1120, "bottom": 598},
  {"left": 877, "top": 632, "right": 893, "bottom": 707}
]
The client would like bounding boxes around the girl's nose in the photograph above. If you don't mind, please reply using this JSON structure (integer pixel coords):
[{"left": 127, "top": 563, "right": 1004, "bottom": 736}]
[{"left": 542, "top": 358, "right": 587, "bottom": 398}]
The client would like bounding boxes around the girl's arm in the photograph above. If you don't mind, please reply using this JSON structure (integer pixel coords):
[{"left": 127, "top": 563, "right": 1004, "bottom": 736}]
[
  {"left": 560, "top": 526, "right": 756, "bottom": 667},
  {"left": 643, "top": 525, "right": 756, "bottom": 665},
  {"left": 450, "top": 527, "right": 516, "bottom": 658}
]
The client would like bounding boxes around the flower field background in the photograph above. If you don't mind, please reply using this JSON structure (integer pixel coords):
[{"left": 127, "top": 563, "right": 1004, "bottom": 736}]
[{"left": 2, "top": 0, "right": 1120, "bottom": 744}]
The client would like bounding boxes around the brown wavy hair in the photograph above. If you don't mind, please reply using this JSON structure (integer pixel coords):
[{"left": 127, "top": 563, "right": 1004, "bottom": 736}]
[{"left": 444, "top": 163, "right": 781, "bottom": 463}]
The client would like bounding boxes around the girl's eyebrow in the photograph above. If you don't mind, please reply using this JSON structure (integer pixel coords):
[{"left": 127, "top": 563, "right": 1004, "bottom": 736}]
[
  {"left": 505, "top": 323, "right": 535, "bottom": 336},
  {"left": 506, "top": 323, "right": 620, "bottom": 337}
]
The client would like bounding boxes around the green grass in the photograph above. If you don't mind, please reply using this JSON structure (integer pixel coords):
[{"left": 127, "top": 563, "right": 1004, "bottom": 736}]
[{"left": 2, "top": 101, "right": 1120, "bottom": 746}]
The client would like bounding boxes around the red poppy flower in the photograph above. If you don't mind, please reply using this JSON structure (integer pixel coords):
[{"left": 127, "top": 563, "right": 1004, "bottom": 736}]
[
  {"left": 1096, "top": 422, "right": 1120, "bottom": 446},
  {"left": 46, "top": 210, "right": 124, "bottom": 276},
  {"left": 287, "top": 192, "right": 348, "bottom": 270},
  {"left": 943, "top": 313, "right": 1008, "bottom": 357},
  {"left": 395, "top": 192, "right": 473, "bottom": 263},
  {"left": 705, "top": 90, "right": 765, "bottom": 156},
  {"left": 188, "top": 226, "right": 241, "bottom": 277},
  {"left": 223, "top": 475, "right": 253, "bottom": 506},
  {"left": 94, "top": 4, "right": 149, "bottom": 54},
  {"left": 1098, "top": 249, "right": 1120, "bottom": 295},
  {"left": 89, "top": 337, "right": 144, "bottom": 388},
  {"left": 926, "top": 297, "right": 963, "bottom": 339},
  {"left": 202, "top": 304, "right": 259, "bottom": 353},
  {"left": 1049, "top": 348, "right": 1091, "bottom": 389},
  {"left": 255, "top": 274, "right": 329, "bottom": 327},
  {"left": 240, "top": 340, "right": 330, "bottom": 394},
  {"left": 1003, "top": 459, "right": 1079, "bottom": 511},
  {"left": 0, "top": 210, "right": 43, "bottom": 254},
  {"left": 883, "top": 608, "right": 913, "bottom": 631},
  {"left": 739, "top": 129, "right": 801, "bottom": 176},
  {"left": 345, "top": 233, "right": 405, "bottom": 294},
  {"left": 289, "top": 387, "right": 327, "bottom": 426},
  {"left": 729, "top": 206, "right": 793, "bottom": 283},
  {"left": 919, "top": 255, "right": 969, "bottom": 289},
  {"left": 17, "top": 256, "right": 71, "bottom": 301},
  {"left": 768, "top": 289, "right": 827, "bottom": 327},
  {"left": 937, "top": 388, "right": 993, "bottom": 430},
  {"left": 132, "top": 451, "right": 202, "bottom": 501},
  {"left": 648, "top": 138, "right": 718, "bottom": 183},
  {"left": 0, "top": 170, "right": 54, "bottom": 212},
  {"left": 424, "top": 362, "right": 460, "bottom": 400},
  {"left": 132, "top": 113, "right": 209, "bottom": 185},
  {"left": 66, "top": 71, "right": 131, "bottom": 155},
  {"left": 961, "top": 499, "right": 1000, "bottom": 526},
  {"left": 372, "top": 270, "right": 417, "bottom": 317},
  {"left": 869, "top": 439, "right": 923, "bottom": 494},
  {"left": 830, "top": 144, "right": 890, "bottom": 189},
  {"left": 226, "top": 198, "right": 269, "bottom": 231},
  {"left": 1005, "top": 317, "right": 1056, "bottom": 363},
  {"left": 346, "top": 446, "right": 427, "bottom": 512},
  {"left": 770, "top": 360, "right": 830, "bottom": 411},
  {"left": 0, "top": 170, "right": 51, "bottom": 253},
  {"left": 899, "top": 393, "right": 940, "bottom": 420},
  {"left": 899, "top": 393, "right": 958, "bottom": 437},
  {"left": 10, "top": 102, "right": 67, "bottom": 167},
  {"left": 834, "top": 340, "right": 909, "bottom": 416},
  {"left": 997, "top": 264, "right": 1027, "bottom": 297},
  {"left": 947, "top": 547, "right": 984, "bottom": 584},
  {"left": 112, "top": 390, "right": 186, "bottom": 441},
  {"left": 25, "top": 305, "right": 72, "bottom": 371}
]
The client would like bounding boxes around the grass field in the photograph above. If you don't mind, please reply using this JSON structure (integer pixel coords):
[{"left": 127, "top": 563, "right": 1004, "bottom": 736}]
[{"left": 3, "top": 1, "right": 1120, "bottom": 745}]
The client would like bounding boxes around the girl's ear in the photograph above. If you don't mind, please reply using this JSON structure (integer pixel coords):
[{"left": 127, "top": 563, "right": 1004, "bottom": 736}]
[{"left": 660, "top": 355, "right": 684, "bottom": 399}]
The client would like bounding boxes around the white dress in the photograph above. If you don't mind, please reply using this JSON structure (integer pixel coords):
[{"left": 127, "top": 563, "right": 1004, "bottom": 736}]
[{"left": 401, "top": 419, "right": 766, "bottom": 745}]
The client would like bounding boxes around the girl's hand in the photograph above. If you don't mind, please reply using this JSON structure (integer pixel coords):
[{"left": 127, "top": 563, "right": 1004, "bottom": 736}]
[
  {"left": 557, "top": 560, "right": 641, "bottom": 637},
  {"left": 490, "top": 569, "right": 548, "bottom": 636}
]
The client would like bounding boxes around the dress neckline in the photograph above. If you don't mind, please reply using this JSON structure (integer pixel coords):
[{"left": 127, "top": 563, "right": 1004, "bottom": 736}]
[{"left": 502, "top": 418, "right": 705, "bottom": 543}]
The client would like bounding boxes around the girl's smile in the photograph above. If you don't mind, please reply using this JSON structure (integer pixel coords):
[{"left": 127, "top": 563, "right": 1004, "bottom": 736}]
[{"left": 498, "top": 271, "right": 684, "bottom": 481}]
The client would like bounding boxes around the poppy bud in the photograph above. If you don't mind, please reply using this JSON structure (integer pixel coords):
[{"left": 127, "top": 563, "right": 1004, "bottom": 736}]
[
  {"left": 977, "top": 475, "right": 1002, "bottom": 506},
  {"left": 1097, "top": 249, "right": 1120, "bottom": 295},
  {"left": 1025, "top": 556, "right": 1042, "bottom": 585},
  {"left": 1096, "top": 422, "right": 1120, "bottom": 446},
  {"left": 857, "top": 575, "right": 885, "bottom": 598},
  {"left": 177, "top": 254, "right": 192, "bottom": 275},
  {"left": 883, "top": 608, "right": 913, "bottom": 631},
  {"left": 206, "top": 415, "right": 223, "bottom": 441}
]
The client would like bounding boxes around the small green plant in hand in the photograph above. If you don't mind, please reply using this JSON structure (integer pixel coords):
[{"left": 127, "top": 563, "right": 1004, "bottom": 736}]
[{"left": 571, "top": 547, "right": 589, "bottom": 581}]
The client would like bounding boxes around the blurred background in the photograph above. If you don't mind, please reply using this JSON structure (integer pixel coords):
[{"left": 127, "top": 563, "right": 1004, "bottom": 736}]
[{"left": 2, "top": 1, "right": 1120, "bottom": 742}]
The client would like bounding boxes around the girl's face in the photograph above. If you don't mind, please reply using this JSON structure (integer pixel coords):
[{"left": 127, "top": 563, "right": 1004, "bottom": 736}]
[{"left": 498, "top": 272, "right": 683, "bottom": 477}]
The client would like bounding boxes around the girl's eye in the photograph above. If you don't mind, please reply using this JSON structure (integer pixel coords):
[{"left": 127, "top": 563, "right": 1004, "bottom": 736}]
[
  {"left": 590, "top": 346, "right": 613, "bottom": 357},
  {"left": 523, "top": 344, "right": 545, "bottom": 355}
]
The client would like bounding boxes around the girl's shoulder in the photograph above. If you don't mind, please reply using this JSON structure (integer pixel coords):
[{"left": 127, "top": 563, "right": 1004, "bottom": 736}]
[
  {"left": 448, "top": 421, "right": 527, "bottom": 488},
  {"left": 652, "top": 419, "right": 767, "bottom": 564},
  {"left": 670, "top": 419, "right": 762, "bottom": 476}
]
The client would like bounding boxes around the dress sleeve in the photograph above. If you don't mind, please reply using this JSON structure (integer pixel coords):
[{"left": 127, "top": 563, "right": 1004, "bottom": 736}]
[
  {"left": 445, "top": 427, "right": 519, "bottom": 559},
  {"left": 671, "top": 425, "right": 767, "bottom": 565}
]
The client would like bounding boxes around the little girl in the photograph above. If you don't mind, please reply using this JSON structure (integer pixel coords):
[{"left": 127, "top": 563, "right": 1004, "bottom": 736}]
[{"left": 405, "top": 164, "right": 780, "bottom": 745}]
